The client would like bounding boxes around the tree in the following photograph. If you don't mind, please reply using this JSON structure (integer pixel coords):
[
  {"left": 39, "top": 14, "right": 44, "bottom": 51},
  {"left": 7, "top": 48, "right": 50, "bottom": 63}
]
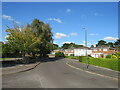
[
  {"left": 107, "top": 42, "right": 114, "bottom": 47},
  {"left": 4, "top": 19, "right": 53, "bottom": 58},
  {"left": 90, "top": 45, "right": 94, "bottom": 48},
  {"left": 53, "top": 44, "right": 59, "bottom": 50},
  {"left": 61, "top": 43, "right": 84, "bottom": 49},
  {"left": 114, "top": 39, "right": 120, "bottom": 51},
  {"left": 61, "top": 43, "right": 72, "bottom": 49},
  {"left": 96, "top": 40, "right": 107, "bottom": 47}
]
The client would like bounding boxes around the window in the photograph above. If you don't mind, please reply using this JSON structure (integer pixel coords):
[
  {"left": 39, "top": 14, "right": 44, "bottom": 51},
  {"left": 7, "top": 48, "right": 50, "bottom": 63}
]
[
  {"left": 93, "top": 49, "right": 97, "bottom": 51},
  {"left": 103, "top": 49, "right": 107, "bottom": 51}
]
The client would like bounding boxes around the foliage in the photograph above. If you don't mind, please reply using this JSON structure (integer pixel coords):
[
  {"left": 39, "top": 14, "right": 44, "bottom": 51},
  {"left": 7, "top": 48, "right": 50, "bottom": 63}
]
[
  {"left": 100, "top": 54, "right": 104, "bottom": 58},
  {"left": 106, "top": 55, "right": 112, "bottom": 58},
  {"left": 96, "top": 40, "right": 116, "bottom": 48},
  {"left": 53, "top": 44, "right": 59, "bottom": 50},
  {"left": 61, "top": 43, "right": 84, "bottom": 49},
  {"left": 96, "top": 40, "right": 107, "bottom": 47},
  {"left": 111, "top": 55, "right": 118, "bottom": 59},
  {"left": 90, "top": 45, "right": 94, "bottom": 48},
  {"left": 112, "top": 52, "right": 120, "bottom": 59},
  {"left": 70, "top": 54, "right": 74, "bottom": 56},
  {"left": 107, "top": 42, "right": 114, "bottom": 47},
  {"left": 3, "top": 19, "right": 53, "bottom": 58},
  {"left": 55, "top": 52, "right": 65, "bottom": 57},
  {"left": 65, "top": 56, "right": 120, "bottom": 71},
  {"left": 114, "top": 39, "right": 120, "bottom": 46}
]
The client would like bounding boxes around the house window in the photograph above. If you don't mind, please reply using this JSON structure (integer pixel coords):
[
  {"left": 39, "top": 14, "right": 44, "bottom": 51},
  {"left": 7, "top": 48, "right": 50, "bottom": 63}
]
[
  {"left": 103, "top": 49, "right": 107, "bottom": 51},
  {"left": 94, "top": 49, "right": 97, "bottom": 51}
]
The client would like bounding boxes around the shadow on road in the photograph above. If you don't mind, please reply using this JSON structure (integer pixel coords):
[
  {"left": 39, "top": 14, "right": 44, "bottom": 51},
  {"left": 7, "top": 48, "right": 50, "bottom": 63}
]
[
  {"left": 41, "top": 57, "right": 64, "bottom": 63},
  {"left": 17, "top": 57, "right": 64, "bottom": 73},
  {"left": 2, "top": 57, "right": 64, "bottom": 68}
]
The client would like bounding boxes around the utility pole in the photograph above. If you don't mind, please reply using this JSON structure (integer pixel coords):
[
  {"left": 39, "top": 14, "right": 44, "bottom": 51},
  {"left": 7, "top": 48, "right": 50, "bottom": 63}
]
[{"left": 82, "top": 28, "right": 89, "bottom": 69}]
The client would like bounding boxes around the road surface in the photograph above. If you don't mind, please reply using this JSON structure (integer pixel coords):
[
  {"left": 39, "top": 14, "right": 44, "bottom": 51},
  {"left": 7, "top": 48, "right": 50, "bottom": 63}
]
[{"left": 2, "top": 58, "right": 118, "bottom": 88}]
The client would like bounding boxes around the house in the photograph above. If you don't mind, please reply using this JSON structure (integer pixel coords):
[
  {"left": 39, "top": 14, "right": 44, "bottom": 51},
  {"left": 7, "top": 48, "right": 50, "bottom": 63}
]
[
  {"left": 74, "top": 47, "right": 92, "bottom": 56},
  {"left": 51, "top": 49, "right": 61, "bottom": 54},
  {"left": 91, "top": 46, "right": 116, "bottom": 58},
  {"left": 63, "top": 48, "right": 74, "bottom": 56}
]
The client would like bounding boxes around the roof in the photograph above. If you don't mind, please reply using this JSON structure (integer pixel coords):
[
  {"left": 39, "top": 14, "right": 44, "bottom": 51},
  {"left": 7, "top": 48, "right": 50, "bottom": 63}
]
[
  {"left": 91, "top": 46, "right": 116, "bottom": 50},
  {"left": 74, "top": 47, "right": 92, "bottom": 50}
]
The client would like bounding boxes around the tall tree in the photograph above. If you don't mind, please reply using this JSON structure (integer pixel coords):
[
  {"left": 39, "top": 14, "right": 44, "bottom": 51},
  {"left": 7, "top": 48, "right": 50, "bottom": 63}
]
[
  {"left": 61, "top": 43, "right": 84, "bottom": 49},
  {"left": 5, "top": 19, "right": 53, "bottom": 57},
  {"left": 114, "top": 39, "right": 120, "bottom": 51},
  {"left": 107, "top": 42, "right": 114, "bottom": 47},
  {"left": 96, "top": 40, "right": 107, "bottom": 47}
]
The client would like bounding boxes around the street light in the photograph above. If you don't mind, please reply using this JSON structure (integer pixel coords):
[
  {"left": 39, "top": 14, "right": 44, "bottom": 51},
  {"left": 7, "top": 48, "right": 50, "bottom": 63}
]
[{"left": 82, "top": 27, "right": 89, "bottom": 69}]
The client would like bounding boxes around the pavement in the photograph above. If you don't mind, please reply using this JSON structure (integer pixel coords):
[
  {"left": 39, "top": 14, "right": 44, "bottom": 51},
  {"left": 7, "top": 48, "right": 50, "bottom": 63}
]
[
  {"left": 2, "top": 62, "right": 40, "bottom": 75},
  {"left": 2, "top": 58, "right": 119, "bottom": 88}
]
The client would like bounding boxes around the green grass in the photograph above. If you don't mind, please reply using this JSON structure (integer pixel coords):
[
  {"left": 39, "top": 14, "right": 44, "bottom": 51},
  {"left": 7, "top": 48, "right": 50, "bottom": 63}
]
[
  {"left": 0, "top": 58, "right": 16, "bottom": 61},
  {"left": 65, "top": 56, "right": 120, "bottom": 71}
]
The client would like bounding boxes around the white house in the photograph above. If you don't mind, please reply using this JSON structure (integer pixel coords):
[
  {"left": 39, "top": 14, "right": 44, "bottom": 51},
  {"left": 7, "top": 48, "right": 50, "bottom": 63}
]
[
  {"left": 74, "top": 47, "right": 92, "bottom": 56},
  {"left": 63, "top": 48, "right": 74, "bottom": 56}
]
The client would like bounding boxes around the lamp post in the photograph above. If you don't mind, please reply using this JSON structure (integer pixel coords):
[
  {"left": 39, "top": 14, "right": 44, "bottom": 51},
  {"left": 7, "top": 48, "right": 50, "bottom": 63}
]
[{"left": 82, "top": 27, "right": 89, "bottom": 69}]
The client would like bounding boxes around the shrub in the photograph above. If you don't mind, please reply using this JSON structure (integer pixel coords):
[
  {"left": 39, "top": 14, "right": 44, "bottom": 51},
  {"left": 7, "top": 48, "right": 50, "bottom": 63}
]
[
  {"left": 55, "top": 52, "right": 65, "bottom": 57},
  {"left": 65, "top": 56, "right": 120, "bottom": 71},
  {"left": 70, "top": 54, "right": 74, "bottom": 56},
  {"left": 100, "top": 54, "right": 104, "bottom": 58},
  {"left": 111, "top": 55, "right": 118, "bottom": 59},
  {"left": 106, "top": 55, "right": 112, "bottom": 58}
]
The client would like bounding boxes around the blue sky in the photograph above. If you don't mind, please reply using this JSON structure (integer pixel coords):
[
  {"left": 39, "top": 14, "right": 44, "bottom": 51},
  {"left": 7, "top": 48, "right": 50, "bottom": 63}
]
[{"left": 2, "top": 2, "right": 118, "bottom": 46}]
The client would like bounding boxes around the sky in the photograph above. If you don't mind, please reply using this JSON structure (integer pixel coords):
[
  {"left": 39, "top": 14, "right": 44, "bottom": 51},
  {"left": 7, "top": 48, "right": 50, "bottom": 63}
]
[{"left": 2, "top": 2, "right": 118, "bottom": 47}]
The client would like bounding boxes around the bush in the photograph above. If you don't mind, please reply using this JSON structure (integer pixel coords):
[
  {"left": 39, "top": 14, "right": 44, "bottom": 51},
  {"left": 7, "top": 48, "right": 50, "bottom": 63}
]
[
  {"left": 106, "top": 55, "right": 112, "bottom": 58},
  {"left": 65, "top": 56, "right": 120, "bottom": 71},
  {"left": 111, "top": 55, "right": 118, "bottom": 59},
  {"left": 55, "top": 52, "right": 65, "bottom": 57},
  {"left": 70, "top": 54, "right": 74, "bottom": 56},
  {"left": 100, "top": 54, "right": 104, "bottom": 58}
]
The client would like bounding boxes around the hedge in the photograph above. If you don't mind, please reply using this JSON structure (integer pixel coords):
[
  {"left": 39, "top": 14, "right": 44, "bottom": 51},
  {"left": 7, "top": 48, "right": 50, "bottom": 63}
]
[{"left": 65, "top": 56, "right": 120, "bottom": 71}]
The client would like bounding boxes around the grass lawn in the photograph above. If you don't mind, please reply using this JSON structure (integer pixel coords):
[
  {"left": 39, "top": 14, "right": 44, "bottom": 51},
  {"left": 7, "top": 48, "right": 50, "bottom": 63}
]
[
  {"left": 65, "top": 56, "right": 120, "bottom": 71},
  {"left": 0, "top": 58, "right": 20, "bottom": 61}
]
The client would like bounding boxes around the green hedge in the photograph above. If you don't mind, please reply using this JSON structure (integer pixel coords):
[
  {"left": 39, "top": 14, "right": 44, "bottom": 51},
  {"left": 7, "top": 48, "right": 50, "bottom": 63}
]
[
  {"left": 55, "top": 52, "right": 65, "bottom": 57},
  {"left": 65, "top": 56, "right": 120, "bottom": 71}
]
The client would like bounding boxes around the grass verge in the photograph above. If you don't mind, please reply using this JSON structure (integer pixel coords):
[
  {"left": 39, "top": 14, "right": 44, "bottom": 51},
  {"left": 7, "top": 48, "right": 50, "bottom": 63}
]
[{"left": 65, "top": 56, "right": 120, "bottom": 71}]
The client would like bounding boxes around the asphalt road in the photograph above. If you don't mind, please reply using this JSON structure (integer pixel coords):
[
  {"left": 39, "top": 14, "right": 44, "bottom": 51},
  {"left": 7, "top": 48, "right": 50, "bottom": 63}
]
[{"left": 2, "top": 58, "right": 118, "bottom": 88}]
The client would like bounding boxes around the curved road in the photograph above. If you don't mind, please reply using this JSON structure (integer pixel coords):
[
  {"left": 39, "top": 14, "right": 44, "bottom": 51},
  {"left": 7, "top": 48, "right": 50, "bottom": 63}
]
[{"left": 2, "top": 58, "right": 118, "bottom": 88}]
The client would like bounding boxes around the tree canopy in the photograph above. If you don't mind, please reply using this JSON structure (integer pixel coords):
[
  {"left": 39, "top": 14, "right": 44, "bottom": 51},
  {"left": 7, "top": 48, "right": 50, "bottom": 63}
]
[
  {"left": 61, "top": 43, "right": 84, "bottom": 49},
  {"left": 3, "top": 19, "right": 53, "bottom": 58}
]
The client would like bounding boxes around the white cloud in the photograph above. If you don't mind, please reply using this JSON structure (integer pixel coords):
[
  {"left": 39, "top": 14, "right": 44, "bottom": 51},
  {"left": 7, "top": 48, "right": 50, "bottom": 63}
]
[
  {"left": 53, "top": 42, "right": 57, "bottom": 44},
  {"left": 47, "top": 18, "right": 62, "bottom": 23},
  {"left": 70, "top": 33, "right": 78, "bottom": 36},
  {"left": 15, "top": 21, "right": 21, "bottom": 24},
  {"left": 62, "top": 41, "right": 74, "bottom": 44},
  {"left": 94, "top": 13, "right": 103, "bottom": 16},
  {"left": 2, "top": 15, "right": 14, "bottom": 21},
  {"left": 55, "top": 33, "right": 69, "bottom": 39},
  {"left": 67, "top": 9, "right": 71, "bottom": 12},
  {"left": 104, "top": 37, "right": 118, "bottom": 41},
  {"left": 2, "top": 15, "right": 20, "bottom": 24},
  {"left": 89, "top": 34, "right": 98, "bottom": 36}
]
